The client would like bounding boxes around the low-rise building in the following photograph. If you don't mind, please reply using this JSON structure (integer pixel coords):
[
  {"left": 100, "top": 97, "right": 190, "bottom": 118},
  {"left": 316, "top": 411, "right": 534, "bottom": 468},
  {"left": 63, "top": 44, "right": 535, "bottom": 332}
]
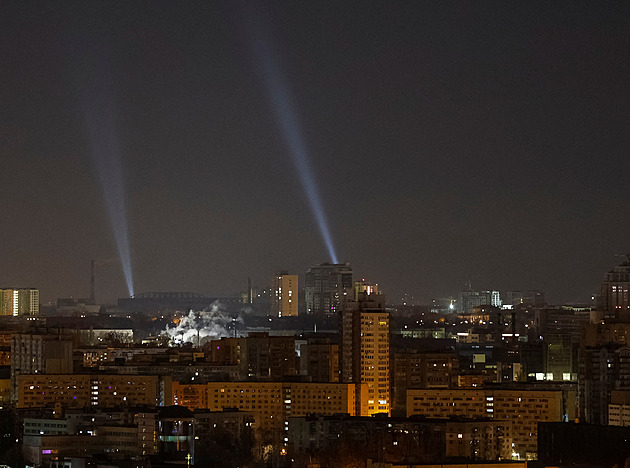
[
  {"left": 172, "top": 381, "right": 356, "bottom": 431},
  {"left": 288, "top": 414, "right": 510, "bottom": 463},
  {"left": 609, "top": 389, "right": 630, "bottom": 426},
  {"left": 406, "top": 388, "right": 566, "bottom": 459},
  {"left": 17, "top": 374, "right": 168, "bottom": 409}
]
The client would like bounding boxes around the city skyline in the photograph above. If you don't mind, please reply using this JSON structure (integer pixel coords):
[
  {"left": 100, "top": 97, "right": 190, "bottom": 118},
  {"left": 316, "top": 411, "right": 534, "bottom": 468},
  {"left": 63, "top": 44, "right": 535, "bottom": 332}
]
[{"left": 2, "top": 2, "right": 629, "bottom": 304}]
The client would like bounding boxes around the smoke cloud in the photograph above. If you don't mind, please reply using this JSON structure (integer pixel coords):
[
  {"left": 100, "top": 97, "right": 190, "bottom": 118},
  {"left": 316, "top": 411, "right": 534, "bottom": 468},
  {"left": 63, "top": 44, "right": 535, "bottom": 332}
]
[{"left": 164, "top": 301, "right": 244, "bottom": 346}]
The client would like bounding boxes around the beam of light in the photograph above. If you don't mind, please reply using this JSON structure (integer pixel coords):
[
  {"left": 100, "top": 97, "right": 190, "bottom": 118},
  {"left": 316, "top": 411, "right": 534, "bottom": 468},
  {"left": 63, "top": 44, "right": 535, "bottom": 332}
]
[
  {"left": 239, "top": 6, "right": 339, "bottom": 264},
  {"left": 76, "top": 56, "right": 135, "bottom": 297}
]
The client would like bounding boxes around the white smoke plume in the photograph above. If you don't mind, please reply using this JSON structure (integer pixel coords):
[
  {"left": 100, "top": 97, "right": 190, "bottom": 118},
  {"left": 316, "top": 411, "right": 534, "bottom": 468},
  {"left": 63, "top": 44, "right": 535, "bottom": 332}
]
[{"left": 164, "top": 301, "right": 244, "bottom": 346}]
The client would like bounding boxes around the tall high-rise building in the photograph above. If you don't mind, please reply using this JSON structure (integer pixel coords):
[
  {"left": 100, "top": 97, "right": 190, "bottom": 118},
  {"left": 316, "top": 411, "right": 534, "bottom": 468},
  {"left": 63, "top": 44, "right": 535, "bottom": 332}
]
[
  {"left": 600, "top": 258, "right": 630, "bottom": 321},
  {"left": 340, "top": 291, "right": 390, "bottom": 416},
  {"left": 304, "top": 263, "right": 352, "bottom": 316},
  {"left": 272, "top": 272, "right": 298, "bottom": 317},
  {"left": 0, "top": 288, "right": 39, "bottom": 316}
]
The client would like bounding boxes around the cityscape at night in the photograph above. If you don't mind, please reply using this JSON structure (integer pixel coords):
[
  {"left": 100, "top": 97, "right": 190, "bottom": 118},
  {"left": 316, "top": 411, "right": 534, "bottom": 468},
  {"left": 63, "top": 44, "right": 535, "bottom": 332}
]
[{"left": 2, "top": 2, "right": 630, "bottom": 468}]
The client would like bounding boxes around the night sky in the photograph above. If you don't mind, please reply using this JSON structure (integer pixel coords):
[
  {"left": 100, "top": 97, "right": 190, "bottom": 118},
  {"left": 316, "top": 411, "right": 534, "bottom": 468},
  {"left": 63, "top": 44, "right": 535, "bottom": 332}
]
[{"left": 2, "top": 2, "right": 630, "bottom": 304}]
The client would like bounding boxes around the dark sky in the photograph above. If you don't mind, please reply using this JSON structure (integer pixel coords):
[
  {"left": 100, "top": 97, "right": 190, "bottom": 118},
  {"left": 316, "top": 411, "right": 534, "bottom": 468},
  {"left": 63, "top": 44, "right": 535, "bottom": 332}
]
[{"left": 2, "top": 2, "right": 629, "bottom": 304}]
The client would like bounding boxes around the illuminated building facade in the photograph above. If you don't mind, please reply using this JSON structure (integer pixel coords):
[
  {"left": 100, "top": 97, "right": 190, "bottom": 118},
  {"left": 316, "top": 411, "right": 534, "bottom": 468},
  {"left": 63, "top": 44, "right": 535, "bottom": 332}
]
[
  {"left": 272, "top": 272, "right": 298, "bottom": 317},
  {"left": 305, "top": 262, "right": 352, "bottom": 316},
  {"left": 340, "top": 292, "right": 390, "bottom": 416},
  {"left": 172, "top": 381, "right": 356, "bottom": 431},
  {"left": 406, "top": 388, "right": 565, "bottom": 459},
  {"left": 17, "top": 374, "right": 165, "bottom": 409},
  {"left": 0, "top": 288, "right": 39, "bottom": 316}
]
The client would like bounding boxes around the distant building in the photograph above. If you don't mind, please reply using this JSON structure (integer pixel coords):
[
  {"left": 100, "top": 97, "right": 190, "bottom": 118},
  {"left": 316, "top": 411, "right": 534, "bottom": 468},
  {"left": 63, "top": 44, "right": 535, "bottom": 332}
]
[
  {"left": 272, "top": 271, "right": 298, "bottom": 317},
  {"left": 609, "top": 389, "right": 630, "bottom": 426},
  {"left": 11, "top": 333, "right": 74, "bottom": 402},
  {"left": 288, "top": 414, "right": 511, "bottom": 462},
  {"left": 305, "top": 262, "right": 352, "bottom": 316},
  {"left": 545, "top": 333, "right": 575, "bottom": 381},
  {"left": 599, "top": 258, "right": 630, "bottom": 320},
  {"left": 391, "top": 350, "right": 458, "bottom": 415},
  {"left": 579, "top": 344, "right": 630, "bottom": 425},
  {"left": 406, "top": 387, "right": 568, "bottom": 459},
  {"left": 171, "top": 381, "right": 357, "bottom": 431},
  {"left": 579, "top": 322, "right": 630, "bottom": 424},
  {"left": 117, "top": 291, "right": 241, "bottom": 314},
  {"left": 538, "top": 422, "right": 630, "bottom": 467},
  {"left": 208, "top": 332, "right": 298, "bottom": 380},
  {"left": 0, "top": 288, "right": 39, "bottom": 316},
  {"left": 431, "top": 298, "right": 456, "bottom": 314},
  {"left": 400, "top": 292, "right": 418, "bottom": 306},
  {"left": 17, "top": 374, "right": 166, "bottom": 409},
  {"left": 535, "top": 306, "right": 592, "bottom": 342},
  {"left": 54, "top": 297, "right": 101, "bottom": 316},
  {"left": 241, "top": 332, "right": 298, "bottom": 380},
  {"left": 299, "top": 338, "right": 339, "bottom": 382},
  {"left": 503, "top": 290, "right": 545, "bottom": 307},
  {"left": 340, "top": 292, "right": 390, "bottom": 416},
  {"left": 458, "top": 290, "right": 501, "bottom": 314}
]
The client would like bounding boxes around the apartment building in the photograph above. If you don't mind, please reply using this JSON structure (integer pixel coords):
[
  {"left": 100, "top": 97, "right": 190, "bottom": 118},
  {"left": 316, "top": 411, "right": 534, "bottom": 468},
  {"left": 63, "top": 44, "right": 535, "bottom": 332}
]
[
  {"left": 406, "top": 388, "right": 565, "bottom": 459},
  {"left": 17, "top": 374, "right": 166, "bottom": 409},
  {"left": 172, "top": 381, "right": 356, "bottom": 431}
]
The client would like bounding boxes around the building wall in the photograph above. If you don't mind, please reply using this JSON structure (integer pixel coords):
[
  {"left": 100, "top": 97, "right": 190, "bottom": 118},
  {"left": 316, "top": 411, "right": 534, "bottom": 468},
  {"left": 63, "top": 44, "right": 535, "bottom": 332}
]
[
  {"left": 288, "top": 415, "right": 510, "bottom": 463},
  {"left": 406, "top": 388, "right": 564, "bottom": 459},
  {"left": 366, "top": 462, "right": 527, "bottom": 468},
  {"left": 458, "top": 291, "right": 500, "bottom": 314},
  {"left": 0, "top": 379, "right": 11, "bottom": 406},
  {"left": 608, "top": 389, "right": 630, "bottom": 426},
  {"left": 23, "top": 434, "right": 98, "bottom": 465},
  {"left": 0, "top": 288, "right": 39, "bottom": 316},
  {"left": 11, "top": 334, "right": 74, "bottom": 401},
  {"left": 172, "top": 381, "right": 356, "bottom": 431},
  {"left": 23, "top": 418, "right": 70, "bottom": 436},
  {"left": 578, "top": 345, "right": 630, "bottom": 424},
  {"left": 301, "top": 342, "right": 339, "bottom": 382},
  {"left": 136, "top": 411, "right": 159, "bottom": 456},
  {"left": 444, "top": 420, "right": 511, "bottom": 460},
  {"left": 305, "top": 263, "right": 353, "bottom": 316},
  {"left": 239, "top": 333, "right": 298, "bottom": 380},
  {"left": 599, "top": 261, "right": 630, "bottom": 320},
  {"left": 504, "top": 290, "right": 545, "bottom": 307},
  {"left": 392, "top": 351, "right": 458, "bottom": 415},
  {"left": 273, "top": 273, "right": 298, "bottom": 317},
  {"left": 17, "top": 374, "right": 161, "bottom": 409},
  {"left": 340, "top": 293, "right": 390, "bottom": 416}
]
